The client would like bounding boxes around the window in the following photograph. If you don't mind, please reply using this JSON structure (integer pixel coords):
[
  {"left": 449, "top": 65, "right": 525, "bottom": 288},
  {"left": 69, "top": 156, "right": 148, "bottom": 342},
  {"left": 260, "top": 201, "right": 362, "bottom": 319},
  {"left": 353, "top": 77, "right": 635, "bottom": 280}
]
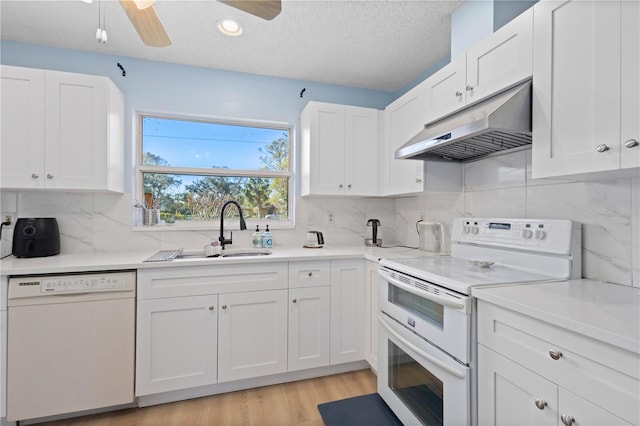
[{"left": 137, "top": 115, "right": 291, "bottom": 227}]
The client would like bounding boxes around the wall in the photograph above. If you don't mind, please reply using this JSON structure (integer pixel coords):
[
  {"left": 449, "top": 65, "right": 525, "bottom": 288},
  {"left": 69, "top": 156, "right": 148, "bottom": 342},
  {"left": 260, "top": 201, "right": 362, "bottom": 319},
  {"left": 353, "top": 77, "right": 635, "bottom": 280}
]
[
  {"left": 0, "top": 40, "right": 398, "bottom": 257},
  {"left": 394, "top": 149, "right": 640, "bottom": 288}
]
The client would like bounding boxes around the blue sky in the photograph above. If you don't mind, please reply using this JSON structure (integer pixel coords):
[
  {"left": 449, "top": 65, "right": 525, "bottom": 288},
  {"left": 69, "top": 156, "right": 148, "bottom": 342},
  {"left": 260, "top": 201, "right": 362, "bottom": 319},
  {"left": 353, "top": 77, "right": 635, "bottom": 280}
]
[{"left": 142, "top": 117, "right": 286, "bottom": 170}]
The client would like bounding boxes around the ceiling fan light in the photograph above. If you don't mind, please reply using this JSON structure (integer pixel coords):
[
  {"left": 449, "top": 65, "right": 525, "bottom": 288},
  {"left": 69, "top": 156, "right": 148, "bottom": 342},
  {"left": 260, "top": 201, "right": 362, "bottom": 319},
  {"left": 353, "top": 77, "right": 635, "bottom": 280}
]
[
  {"left": 133, "top": 0, "right": 155, "bottom": 10},
  {"left": 218, "top": 19, "right": 243, "bottom": 36}
]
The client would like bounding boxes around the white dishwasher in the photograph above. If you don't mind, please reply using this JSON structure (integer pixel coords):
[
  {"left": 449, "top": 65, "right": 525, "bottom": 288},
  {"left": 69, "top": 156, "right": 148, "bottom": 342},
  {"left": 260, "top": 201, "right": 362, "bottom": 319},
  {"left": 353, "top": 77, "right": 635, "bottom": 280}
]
[{"left": 7, "top": 271, "right": 136, "bottom": 422}]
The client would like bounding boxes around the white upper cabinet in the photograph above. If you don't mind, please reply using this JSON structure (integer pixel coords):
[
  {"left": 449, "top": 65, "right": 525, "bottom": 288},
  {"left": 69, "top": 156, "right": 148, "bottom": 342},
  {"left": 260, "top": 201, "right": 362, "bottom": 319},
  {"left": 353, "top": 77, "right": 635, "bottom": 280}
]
[
  {"left": 532, "top": 0, "right": 639, "bottom": 178},
  {"left": 0, "top": 65, "right": 125, "bottom": 192},
  {"left": 300, "top": 102, "right": 378, "bottom": 196},
  {"left": 425, "top": 8, "right": 533, "bottom": 123},
  {"left": 380, "top": 82, "right": 426, "bottom": 196}
]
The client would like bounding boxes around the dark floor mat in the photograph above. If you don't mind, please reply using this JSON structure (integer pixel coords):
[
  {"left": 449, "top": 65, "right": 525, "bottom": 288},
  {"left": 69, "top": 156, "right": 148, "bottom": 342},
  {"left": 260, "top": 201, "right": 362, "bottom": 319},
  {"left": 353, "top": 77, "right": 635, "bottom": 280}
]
[{"left": 318, "top": 393, "right": 403, "bottom": 426}]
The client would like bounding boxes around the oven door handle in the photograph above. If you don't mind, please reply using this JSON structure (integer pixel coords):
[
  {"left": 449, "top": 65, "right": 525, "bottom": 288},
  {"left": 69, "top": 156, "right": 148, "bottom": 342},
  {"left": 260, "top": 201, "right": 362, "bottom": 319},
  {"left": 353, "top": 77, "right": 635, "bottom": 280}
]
[
  {"left": 379, "top": 313, "right": 466, "bottom": 379},
  {"left": 380, "top": 270, "right": 466, "bottom": 310}
]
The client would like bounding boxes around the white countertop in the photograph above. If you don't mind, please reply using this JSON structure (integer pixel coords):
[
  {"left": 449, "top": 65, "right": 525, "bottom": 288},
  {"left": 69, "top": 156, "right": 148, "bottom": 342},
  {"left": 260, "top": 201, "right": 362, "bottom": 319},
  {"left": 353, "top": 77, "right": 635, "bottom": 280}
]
[
  {"left": 0, "top": 245, "right": 421, "bottom": 276},
  {"left": 473, "top": 279, "right": 640, "bottom": 355}
]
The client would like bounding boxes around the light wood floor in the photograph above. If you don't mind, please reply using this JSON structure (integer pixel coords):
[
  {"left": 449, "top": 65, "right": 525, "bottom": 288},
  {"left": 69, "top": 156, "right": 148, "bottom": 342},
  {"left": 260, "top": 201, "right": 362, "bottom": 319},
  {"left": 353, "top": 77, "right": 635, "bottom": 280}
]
[{"left": 42, "top": 369, "right": 377, "bottom": 426}]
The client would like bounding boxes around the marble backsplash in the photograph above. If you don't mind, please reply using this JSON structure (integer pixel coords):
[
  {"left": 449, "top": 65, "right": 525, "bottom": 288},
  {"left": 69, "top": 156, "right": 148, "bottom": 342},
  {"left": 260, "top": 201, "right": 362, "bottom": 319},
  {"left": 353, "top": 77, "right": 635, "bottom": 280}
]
[{"left": 1, "top": 149, "right": 638, "bottom": 287}]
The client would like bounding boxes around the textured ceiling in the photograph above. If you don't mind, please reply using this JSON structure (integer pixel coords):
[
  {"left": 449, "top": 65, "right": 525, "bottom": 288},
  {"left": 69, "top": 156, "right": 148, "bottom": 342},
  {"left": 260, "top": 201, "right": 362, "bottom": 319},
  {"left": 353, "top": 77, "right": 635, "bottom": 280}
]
[{"left": 0, "top": 0, "right": 463, "bottom": 93}]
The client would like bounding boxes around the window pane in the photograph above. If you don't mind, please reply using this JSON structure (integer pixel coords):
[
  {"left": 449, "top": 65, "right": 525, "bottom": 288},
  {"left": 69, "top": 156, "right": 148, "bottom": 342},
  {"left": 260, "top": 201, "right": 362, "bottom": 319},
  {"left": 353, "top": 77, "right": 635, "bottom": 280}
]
[
  {"left": 142, "top": 117, "right": 288, "bottom": 170},
  {"left": 142, "top": 173, "right": 289, "bottom": 222}
]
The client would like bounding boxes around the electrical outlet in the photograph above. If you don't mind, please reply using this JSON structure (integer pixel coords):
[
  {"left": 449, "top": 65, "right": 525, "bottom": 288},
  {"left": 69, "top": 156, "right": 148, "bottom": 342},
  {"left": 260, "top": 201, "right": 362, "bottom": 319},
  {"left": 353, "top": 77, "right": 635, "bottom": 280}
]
[
  {"left": 2, "top": 213, "right": 15, "bottom": 227},
  {"left": 327, "top": 211, "right": 335, "bottom": 225}
]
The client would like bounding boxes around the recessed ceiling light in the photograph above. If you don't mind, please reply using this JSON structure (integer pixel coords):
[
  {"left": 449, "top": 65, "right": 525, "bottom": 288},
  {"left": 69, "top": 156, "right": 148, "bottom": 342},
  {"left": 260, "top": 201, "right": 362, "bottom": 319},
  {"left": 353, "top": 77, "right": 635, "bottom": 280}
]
[{"left": 218, "top": 19, "right": 243, "bottom": 36}]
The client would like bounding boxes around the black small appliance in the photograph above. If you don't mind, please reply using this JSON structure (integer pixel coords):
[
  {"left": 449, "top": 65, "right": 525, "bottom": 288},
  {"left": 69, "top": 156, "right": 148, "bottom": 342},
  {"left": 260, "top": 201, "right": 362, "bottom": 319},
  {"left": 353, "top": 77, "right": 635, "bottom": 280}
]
[{"left": 12, "top": 218, "right": 61, "bottom": 258}]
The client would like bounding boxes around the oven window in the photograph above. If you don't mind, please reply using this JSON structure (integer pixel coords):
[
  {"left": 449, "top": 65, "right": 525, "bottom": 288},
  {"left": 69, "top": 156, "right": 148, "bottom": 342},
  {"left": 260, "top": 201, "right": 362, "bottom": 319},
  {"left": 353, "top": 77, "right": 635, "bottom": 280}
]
[
  {"left": 388, "top": 284, "right": 444, "bottom": 329},
  {"left": 388, "top": 341, "right": 444, "bottom": 425}
]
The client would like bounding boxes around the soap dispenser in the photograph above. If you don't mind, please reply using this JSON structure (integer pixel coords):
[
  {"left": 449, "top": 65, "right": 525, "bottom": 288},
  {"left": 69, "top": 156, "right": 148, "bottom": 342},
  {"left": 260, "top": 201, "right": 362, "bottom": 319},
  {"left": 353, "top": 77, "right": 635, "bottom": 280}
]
[
  {"left": 262, "top": 225, "right": 273, "bottom": 248},
  {"left": 252, "top": 225, "right": 262, "bottom": 248}
]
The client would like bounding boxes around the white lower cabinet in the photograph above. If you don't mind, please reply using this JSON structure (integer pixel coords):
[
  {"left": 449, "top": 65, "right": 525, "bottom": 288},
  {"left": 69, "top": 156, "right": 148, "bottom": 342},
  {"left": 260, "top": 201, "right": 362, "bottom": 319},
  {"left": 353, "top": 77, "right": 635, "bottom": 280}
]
[
  {"left": 477, "top": 300, "right": 638, "bottom": 426},
  {"left": 136, "top": 295, "right": 218, "bottom": 396},
  {"left": 288, "top": 286, "right": 330, "bottom": 371},
  {"left": 218, "top": 290, "right": 288, "bottom": 382},
  {"left": 330, "top": 259, "right": 365, "bottom": 364}
]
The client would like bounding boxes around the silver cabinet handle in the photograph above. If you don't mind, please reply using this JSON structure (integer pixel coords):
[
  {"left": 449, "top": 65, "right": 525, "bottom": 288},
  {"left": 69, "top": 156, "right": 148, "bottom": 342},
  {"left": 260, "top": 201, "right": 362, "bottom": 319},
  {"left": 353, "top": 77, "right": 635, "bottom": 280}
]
[
  {"left": 339, "top": 184, "right": 343, "bottom": 188},
  {"left": 624, "top": 138, "right": 639, "bottom": 148},
  {"left": 31, "top": 173, "right": 39, "bottom": 179},
  {"left": 561, "top": 414, "right": 575, "bottom": 426},
  {"left": 292, "top": 299, "right": 297, "bottom": 303},
  {"left": 46, "top": 173, "right": 54, "bottom": 179},
  {"left": 308, "top": 272, "right": 313, "bottom": 277},
  {"left": 208, "top": 306, "right": 214, "bottom": 311},
  {"left": 596, "top": 144, "right": 610, "bottom": 153},
  {"left": 534, "top": 399, "right": 547, "bottom": 410},
  {"left": 347, "top": 184, "right": 351, "bottom": 189},
  {"left": 222, "top": 304, "right": 227, "bottom": 310},
  {"left": 549, "top": 350, "right": 563, "bottom": 360},
  {"left": 415, "top": 178, "right": 422, "bottom": 184},
  {"left": 466, "top": 85, "right": 474, "bottom": 91},
  {"left": 455, "top": 91, "right": 463, "bottom": 97}
]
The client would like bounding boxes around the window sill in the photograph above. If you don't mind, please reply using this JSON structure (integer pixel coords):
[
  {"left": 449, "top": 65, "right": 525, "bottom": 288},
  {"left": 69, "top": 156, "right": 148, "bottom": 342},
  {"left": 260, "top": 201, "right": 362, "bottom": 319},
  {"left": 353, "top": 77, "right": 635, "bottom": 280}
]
[{"left": 132, "top": 220, "right": 295, "bottom": 232}]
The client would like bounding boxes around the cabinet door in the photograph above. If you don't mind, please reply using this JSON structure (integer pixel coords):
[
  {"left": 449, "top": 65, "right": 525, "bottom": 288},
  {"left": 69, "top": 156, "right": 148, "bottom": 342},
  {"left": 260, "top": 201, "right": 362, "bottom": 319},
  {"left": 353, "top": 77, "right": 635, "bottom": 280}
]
[
  {"left": 0, "top": 66, "right": 45, "bottom": 189},
  {"left": 302, "top": 102, "right": 346, "bottom": 196},
  {"left": 558, "top": 388, "right": 633, "bottom": 426},
  {"left": 364, "top": 261, "right": 379, "bottom": 371},
  {"left": 532, "top": 0, "right": 622, "bottom": 178},
  {"left": 44, "top": 70, "right": 109, "bottom": 190},
  {"left": 620, "top": 0, "right": 640, "bottom": 169},
  {"left": 425, "top": 55, "right": 466, "bottom": 122},
  {"left": 478, "top": 345, "right": 557, "bottom": 426},
  {"left": 136, "top": 295, "right": 218, "bottom": 396},
  {"left": 345, "top": 106, "right": 378, "bottom": 196},
  {"left": 218, "top": 290, "right": 288, "bottom": 382},
  {"left": 381, "top": 83, "right": 425, "bottom": 196},
  {"left": 288, "top": 286, "right": 330, "bottom": 372},
  {"left": 466, "top": 8, "right": 533, "bottom": 103},
  {"left": 330, "top": 260, "right": 365, "bottom": 364}
]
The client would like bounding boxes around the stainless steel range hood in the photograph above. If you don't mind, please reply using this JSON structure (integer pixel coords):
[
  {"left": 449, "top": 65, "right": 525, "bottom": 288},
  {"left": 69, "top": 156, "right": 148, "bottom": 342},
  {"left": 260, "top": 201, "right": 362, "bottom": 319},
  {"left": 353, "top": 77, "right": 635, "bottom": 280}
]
[{"left": 395, "top": 80, "right": 532, "bottom": 162}]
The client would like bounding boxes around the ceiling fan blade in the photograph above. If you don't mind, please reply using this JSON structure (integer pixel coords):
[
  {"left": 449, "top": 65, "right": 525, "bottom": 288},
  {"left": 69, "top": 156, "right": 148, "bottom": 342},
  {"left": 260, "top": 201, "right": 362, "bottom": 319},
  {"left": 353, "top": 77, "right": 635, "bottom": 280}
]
[
  {"left": 119, "top": 0, "right": 171, "bottom": 47},
  {"left": 218, "top": 0, "right": 281, "bottom": 20}
]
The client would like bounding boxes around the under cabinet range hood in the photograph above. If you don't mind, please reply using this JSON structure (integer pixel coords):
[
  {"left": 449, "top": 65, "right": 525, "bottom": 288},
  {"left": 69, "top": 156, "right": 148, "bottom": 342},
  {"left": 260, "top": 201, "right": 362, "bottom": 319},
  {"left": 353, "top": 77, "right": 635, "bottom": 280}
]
[{"left": 396, "top": 80, "right": 532, "bottom": 162}]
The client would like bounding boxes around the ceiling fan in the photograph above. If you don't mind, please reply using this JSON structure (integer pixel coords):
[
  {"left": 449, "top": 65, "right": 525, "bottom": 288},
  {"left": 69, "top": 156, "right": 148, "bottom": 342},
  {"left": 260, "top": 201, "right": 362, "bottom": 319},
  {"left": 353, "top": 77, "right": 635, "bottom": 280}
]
[{"left": 118, "top": 0, "right": 282, "bottom": 48}]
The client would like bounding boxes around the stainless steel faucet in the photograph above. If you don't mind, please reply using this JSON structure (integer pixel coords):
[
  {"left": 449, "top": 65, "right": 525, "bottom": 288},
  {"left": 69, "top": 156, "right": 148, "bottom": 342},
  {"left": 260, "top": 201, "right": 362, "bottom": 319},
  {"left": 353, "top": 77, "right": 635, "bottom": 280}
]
[{"left": 218, "top": 200, "right": 247, "bottom": 249}]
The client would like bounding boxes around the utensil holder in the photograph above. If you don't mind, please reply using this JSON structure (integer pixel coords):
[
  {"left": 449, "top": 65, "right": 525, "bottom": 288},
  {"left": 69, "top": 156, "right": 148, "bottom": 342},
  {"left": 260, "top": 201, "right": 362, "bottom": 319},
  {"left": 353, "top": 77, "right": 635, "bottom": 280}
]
[{"left": 143, "top": 209, "right": 159, "bottom": 226}]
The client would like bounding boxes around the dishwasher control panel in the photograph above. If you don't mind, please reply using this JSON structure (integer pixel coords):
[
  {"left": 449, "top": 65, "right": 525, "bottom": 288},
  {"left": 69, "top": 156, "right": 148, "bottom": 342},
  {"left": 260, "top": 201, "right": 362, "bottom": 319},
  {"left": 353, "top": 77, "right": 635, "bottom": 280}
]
[
  {"left": 8, "top": 271, "right": 136, "bottom": 300},
  {"left": 41, "top": 275, "right": 126, "bottom": 292}
]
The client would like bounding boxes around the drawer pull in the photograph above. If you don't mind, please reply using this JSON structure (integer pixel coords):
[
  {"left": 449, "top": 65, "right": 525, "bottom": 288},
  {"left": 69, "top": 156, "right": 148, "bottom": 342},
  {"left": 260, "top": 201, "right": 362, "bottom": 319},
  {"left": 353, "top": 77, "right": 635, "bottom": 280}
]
[
  {"left": 534, "top": 399, "right": 547, "bottom": 410},
  {"left": 561, "top": 414, "right": 575, "bottom": 426},
  {"left": 208, "top": 306, "right": 214, "bottom": 311},
  {"left": 308, "top": 272, "right": 313, "bottom": 277},
  {"left": 292, "top": 299, "right": 297, "bottom": 303},
  {"left": 222, "top": 305, "right": 228, "bottom": 310},
  {"left": 549, "top": 350, "right": 563, "bottom": 360}
]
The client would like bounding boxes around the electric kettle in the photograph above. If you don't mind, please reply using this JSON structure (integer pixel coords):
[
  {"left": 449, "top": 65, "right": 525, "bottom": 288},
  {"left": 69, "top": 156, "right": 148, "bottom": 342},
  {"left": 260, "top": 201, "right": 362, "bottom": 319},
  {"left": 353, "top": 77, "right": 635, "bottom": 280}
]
[
  {"left": 365, "top": 219, "right": 382, "bottom": 247},
  {"left": 305, "top": 231, "right": 324, "bottom": 248}
]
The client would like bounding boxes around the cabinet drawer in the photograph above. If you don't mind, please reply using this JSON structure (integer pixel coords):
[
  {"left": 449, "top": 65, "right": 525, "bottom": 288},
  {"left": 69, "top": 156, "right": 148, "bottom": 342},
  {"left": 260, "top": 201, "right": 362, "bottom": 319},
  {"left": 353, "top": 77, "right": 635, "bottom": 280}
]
[
  {"left": 288, "top": 260, "right": 330, "bottom": 288},
  {"left": 137, "top": 263, "right": 288, "bottom": 299},
  {"left": 478, "top": 301, "right": 640, "bottom": 425}
]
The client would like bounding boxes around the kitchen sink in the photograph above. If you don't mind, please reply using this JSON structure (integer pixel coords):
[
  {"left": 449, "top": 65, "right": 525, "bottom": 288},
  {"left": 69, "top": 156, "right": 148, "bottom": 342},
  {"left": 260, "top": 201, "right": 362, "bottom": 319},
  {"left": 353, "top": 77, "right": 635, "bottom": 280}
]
[{"left": 174, "top": 249, "right": 272, "bottom": 260}]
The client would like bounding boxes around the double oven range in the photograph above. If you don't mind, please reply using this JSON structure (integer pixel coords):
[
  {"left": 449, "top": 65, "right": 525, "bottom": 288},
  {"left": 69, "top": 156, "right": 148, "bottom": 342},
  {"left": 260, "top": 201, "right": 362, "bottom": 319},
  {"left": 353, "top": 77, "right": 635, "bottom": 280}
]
[{"left": 377, "top": 217, "right": 582, "bottom": 425}]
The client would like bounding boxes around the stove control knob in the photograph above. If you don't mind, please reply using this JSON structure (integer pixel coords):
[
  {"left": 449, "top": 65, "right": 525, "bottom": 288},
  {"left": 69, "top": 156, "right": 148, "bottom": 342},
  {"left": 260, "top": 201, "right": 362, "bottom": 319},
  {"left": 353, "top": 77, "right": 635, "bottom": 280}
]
[
  {"left": 463, "top": 226, "right": 470, "bottom": 234},
  {"left": 470, "top": 226, "right": 479, "bottom": 235},
  {"left": 522, "top": 229, "right": 533, "bottom": 239},
  {"left": 534, "top": 229, "right": 546, "bottom": 240}
]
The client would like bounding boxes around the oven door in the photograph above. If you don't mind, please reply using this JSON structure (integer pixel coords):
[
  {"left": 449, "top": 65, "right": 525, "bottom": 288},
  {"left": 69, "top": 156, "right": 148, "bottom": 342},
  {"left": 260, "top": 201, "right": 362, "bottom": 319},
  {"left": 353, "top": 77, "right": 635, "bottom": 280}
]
[
  {"left": 378, "top": 312, "right": 470, "bottom": 426},
  {"left": 378, "top": 267, "right": 471, "bottom": 363}
]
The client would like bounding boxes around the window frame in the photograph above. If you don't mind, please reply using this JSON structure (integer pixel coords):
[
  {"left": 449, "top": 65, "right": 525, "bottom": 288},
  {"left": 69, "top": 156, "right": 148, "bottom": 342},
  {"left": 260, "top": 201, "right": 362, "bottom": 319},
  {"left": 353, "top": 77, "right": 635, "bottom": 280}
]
[{"left": 135, "top": 112, "right": 294, "bottom": 230}]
